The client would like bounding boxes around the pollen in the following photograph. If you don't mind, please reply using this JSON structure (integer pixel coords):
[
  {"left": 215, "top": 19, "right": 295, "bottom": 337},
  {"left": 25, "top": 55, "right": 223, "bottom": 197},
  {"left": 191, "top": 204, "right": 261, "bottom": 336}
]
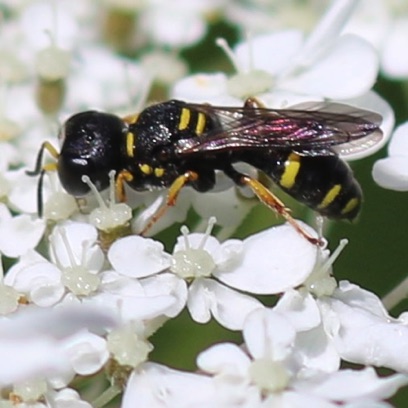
[
  {"left": 82, "top": 171, "right": 132, "bottom": 233},
  {"left": 171, "top": 217, "right": 217, "bottom": 279}
]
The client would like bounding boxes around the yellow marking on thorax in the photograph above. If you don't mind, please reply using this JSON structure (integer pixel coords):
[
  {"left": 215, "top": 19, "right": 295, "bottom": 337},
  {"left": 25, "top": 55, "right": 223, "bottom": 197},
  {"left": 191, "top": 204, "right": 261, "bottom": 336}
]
[
  {"left": 123, "top": 113, "right": 139, "bottom": 125},
  {"left": 341, "top": 197, "right": 359, "bottom": 215},
  {"left": 318, "top": 184, "right": 342, "bottom": 209},
  {"left": 280, "top": 153, "right": 301, "bottom": 189},
  {"left": 178, "top": 108, "right": 191, "bottom": 130},
  {"left": 126, "top": 132, "right": 135, "bottom": 157},
  {"left": 139, "top": 163, "right": 153, "bottom": 175},
  {"left": 154, "top": 167, "right": 165, "bottom": 177},
  {"left": 195, "top": 112, "right": 206, "bottom": 135}
]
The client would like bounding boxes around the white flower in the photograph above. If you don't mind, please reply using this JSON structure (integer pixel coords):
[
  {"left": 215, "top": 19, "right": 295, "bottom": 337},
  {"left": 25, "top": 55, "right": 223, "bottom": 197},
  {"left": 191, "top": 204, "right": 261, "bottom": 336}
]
[
  {"left": 372, "top": 121, "right": 408, "bottom": 191},
  {"left": 345, "top": 0, "right": 408, "bottom": 78},
  {"left": 137, "top": 0, "right": 226, "bottom": 48},
  {"left": 225, "top": 0, "right": 329, "bottom": 34},
  {"left": 0, "top": 304, "right": 115, "bottom": 385},
  {"left": 122, "top": 362, "right": 219, "bottom": 408},
  {"left": 110, "top": 218, "right": 266, "bottom": 330},
  {"left": 65, "top": 45, "right": 145, "bottom": 112},
  {"left": 196, "top": 308, "right": 408, "bottom": 406},
  {"left": 109, "top": 219, "right": 322, "bottom": 330},
  {"left": 273, "top": 240, "right": 408, "bottom": 374},
  {"left": 0, "top": 203, "right": 45, "bottom": 258},
  {"left": 5, "top": 221, "right": 176, "bottom": 325},
  {"left": 173, "top": 0, "right": 376, "bottom": 102}
]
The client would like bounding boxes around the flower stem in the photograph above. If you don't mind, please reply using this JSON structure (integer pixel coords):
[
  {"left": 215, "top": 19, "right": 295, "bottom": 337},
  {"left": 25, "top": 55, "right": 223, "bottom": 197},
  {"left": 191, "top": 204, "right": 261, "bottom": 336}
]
[
  {"left": 382, "top": 275, "right": 408, "bottom": 311},
  {"left": 92, "top": 384, "right": 122, "bottom": 408}
]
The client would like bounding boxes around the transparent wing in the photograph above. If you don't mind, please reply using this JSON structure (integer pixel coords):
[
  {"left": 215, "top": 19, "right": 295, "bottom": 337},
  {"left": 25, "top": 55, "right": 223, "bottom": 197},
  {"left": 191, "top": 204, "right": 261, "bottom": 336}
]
[{"left": 174, "top": 102, "right": 383, "bottom": 158}]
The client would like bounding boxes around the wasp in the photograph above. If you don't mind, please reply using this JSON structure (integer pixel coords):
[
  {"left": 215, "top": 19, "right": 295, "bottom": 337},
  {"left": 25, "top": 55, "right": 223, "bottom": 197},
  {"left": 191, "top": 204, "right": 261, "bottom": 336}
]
[{"left": 27, "top": 98, "right": 382, "bottom": 245}]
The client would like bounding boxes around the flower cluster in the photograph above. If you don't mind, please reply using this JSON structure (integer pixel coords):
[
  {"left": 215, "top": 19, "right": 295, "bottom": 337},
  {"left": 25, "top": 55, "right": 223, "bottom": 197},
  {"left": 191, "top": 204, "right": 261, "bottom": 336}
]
[{"left": 0, "top": 0, "right": 407, "bottom": 407}]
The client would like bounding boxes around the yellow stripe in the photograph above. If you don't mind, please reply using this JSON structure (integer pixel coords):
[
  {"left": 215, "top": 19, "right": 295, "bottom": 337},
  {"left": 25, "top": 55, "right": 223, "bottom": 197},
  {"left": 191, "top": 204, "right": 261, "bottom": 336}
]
[
  {"left": 139, "top": 163, "right": 153, "bottom": 175},
  {"left": 154, "top": 167, "right": 165, "bottom": 177},
  {"left": 341, "top": 197, "right": 359, "bottom": 215},
  {"left": 126, "top": 132, "right": 135, "bottom": 157},
  {"left": 318, "top": 184, "right": 342, "bottom": 209},
  {"left": 195, "top": 112, "right": 206, "bottom": 135},
  {"left": 178, "top": 108, "right": 191, "bottom": 130},
  {"left": 280, "top": 153, "right": 301, "bottom": 189}
]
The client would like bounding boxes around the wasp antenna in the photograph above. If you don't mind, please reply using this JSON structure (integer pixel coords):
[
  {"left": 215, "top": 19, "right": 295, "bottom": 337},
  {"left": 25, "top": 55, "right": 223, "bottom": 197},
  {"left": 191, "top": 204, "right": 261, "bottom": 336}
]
[
  {"left": 26, "top": 144, "right": 46, "bottom": 176},
  {"left": 26, "top": 141, "right": 59, "bottom": 176},
  {"left": 37, "top": 170, "right": 46, "bottom": 218}
]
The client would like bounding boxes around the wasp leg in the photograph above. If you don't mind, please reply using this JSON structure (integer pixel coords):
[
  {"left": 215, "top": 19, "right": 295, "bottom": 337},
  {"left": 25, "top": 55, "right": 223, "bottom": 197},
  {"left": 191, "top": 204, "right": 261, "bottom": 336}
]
[
  {"left": 225, "top": 166, "right": 322, "bottom": 246},
  {"left": 115, "top": 170, "right": 134, "bottom": 202},
  {"left": 26, "top": 142, "right": 60, "bottom": 217},
  {"left": 140, "top": 170, "right": 199, "bottom": 235},
  {"left": 244, "top": 97, "right": 267, "bottom": 109}
]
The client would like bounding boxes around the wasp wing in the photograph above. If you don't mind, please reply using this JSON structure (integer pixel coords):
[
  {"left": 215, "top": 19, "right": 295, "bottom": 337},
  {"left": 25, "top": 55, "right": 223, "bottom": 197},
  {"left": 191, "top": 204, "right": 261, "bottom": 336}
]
[{"left": 174, "top": 102, "right": 383, "bottom": 158}]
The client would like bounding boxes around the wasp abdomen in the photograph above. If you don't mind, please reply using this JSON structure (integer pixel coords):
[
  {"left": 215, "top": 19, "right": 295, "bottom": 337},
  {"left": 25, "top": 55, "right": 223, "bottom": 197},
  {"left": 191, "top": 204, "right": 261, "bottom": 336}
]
[{"left": 243, "top": 151, "right": 362, "bottom": 220}]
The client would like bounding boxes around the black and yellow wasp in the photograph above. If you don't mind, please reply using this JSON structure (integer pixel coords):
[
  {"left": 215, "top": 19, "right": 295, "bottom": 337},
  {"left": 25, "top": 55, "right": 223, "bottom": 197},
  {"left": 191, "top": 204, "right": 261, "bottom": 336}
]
[{"left": 28, "top": 98, "right": 382, "bottom": 245}]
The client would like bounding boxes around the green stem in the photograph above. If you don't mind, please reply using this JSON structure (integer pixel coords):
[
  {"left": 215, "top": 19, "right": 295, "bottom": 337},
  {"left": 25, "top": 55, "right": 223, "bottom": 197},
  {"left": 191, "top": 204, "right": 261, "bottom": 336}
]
[{"left": 92, "top": 384, "right": 122, "bottom": 408}]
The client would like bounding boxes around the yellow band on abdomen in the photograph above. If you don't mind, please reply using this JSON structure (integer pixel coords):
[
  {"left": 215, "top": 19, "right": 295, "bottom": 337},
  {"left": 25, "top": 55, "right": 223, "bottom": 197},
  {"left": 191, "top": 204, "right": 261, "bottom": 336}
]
[{"left": 280, "top": 153, "right": 301, "bottom": 189}]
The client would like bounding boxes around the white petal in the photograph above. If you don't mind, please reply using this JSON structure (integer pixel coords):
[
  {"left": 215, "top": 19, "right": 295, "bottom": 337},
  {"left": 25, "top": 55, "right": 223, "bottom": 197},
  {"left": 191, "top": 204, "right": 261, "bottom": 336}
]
[
  {"left": 274, "top": 290, "right": 321, "bottom": 331},
  {"left": 50, "top": 388, "right": 92, "bottom": 408},
  {"left": 234, "top": 31, "right": 303, "bottom": 75},
  {"left": 297, "top": 0, "right": 359, "bottom": 63},
  {"left": 171, "top": 73, "right": 238, "bottom": 105},
  {"left": 187, "top": 279, "right": 263, "bottom": 330},
  {"left": 186, "top": 279, "right": 211, "bottom": 324},
  {"left": 216, "top": 222, "right": 318, "bottom": 294},
  {"left": 108, "top": 235, "right": 171, "bottom": 278},
  {"left": 381, "top": 18, "right": 408, "bottom": 78},
  {"left": 6, "top": 261, "right": 63, "bottom": 306},
  {"left": 197, "top": 342, "right": 251, "bottom": 377},
  {"left": 62, "top": 332, "right": 109, "bottom": 375},
  {"left": 282, "top": 35, "right": 378, "bottom": 99},
  {"left": 141, "top": 7, "right": 205, "bottom": 47},
  {"left": 132, "top": 189, "right": 192, "bottom": 236},
  {"left": 294, "top": 367, "right": 408, "bottom": 401},
  {"left": 50, "top": 221, "right": 103, "bottom": 272},
  {"left": 140, "top": 273, "right": 188, "bottom": 317},
  {"left": 120, "top": 296, "right": 177, "bottom": 322},
  {"left": 0, "top": 304, "right": 116, "bottom": 339},
  {"left": 264, "top": 391, "right": 335, "bottom": 408},
  {"left": 87, "top": 288, "right": 176, "bottom": 322},
  {"left": 295, "top": 325, "right": 340, "bottom": 373},
  {"left": 122, "top": 363, "right": 217, "bottom": 408},
  {"left": 6, "top": 169, "right": 39, "bottom": 214},
  {"left": 372, "top": 157, "right": 408, "bottom": 191},
  {"left": 334, "top": 281, "right": 390, "bottom": 319},
  {"left": 21, "top": 0, "right": 78, "bottom": 50},
  {"left": 0, "top": 338, "right": 67, "bottom": 385},
  {"left": 387, "top": 121, "right": 408, "bottom": 158},
  {"left": 320, "top": 285, "right": 408, "bottom": 372},
  {"left": 192, "top": 187, "right": 255, "bottom": 229},
  {"left": 100, "top": 271, "right": 145, "bottom": 296},
  {"left": 243, "top": 309, "right": 296, "bottom": 361},
  {"left": 0, "top": 206, "right": 45, "bottom": 257}
]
